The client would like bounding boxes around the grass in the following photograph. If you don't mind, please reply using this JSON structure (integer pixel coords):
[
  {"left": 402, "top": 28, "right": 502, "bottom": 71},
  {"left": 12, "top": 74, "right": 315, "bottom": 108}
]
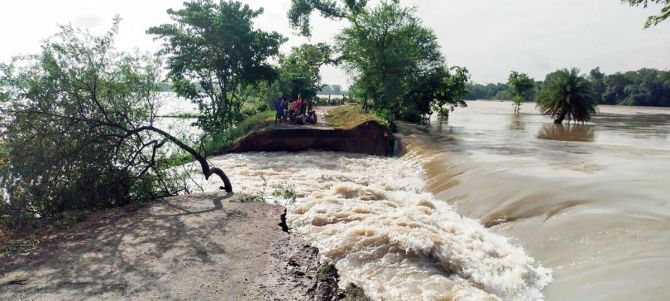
[
  {"left": 344, "top": 283, "right": 372, "bottom": 301},
  {"left": 234, "top": 192, "right": 266, "bottom": 203},
  {"left": 165, "top": 110, "right": 276, "bottom": 166},
  {"left": 204, "top": 110, "right": 276, "bottom": 154},
  {"left": 272, "top": 184, "right": 297, "bottom": 204},
  {"left": 325, "top": 104, "right": 388, "bottom": 129}
]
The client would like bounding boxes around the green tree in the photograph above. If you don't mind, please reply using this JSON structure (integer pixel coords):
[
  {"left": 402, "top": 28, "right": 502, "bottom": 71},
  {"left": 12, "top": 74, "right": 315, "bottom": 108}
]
[
  {"left": 0, "top": 21, "right": 232, "bottom": 222},
  {"left": 336, "top": 1, "right": 468, "bottom": 121},
  {"left": 600, "top": 69, "right": 670, "bottom": 106},
  {"left": 602, "top": 73, "right": 629, "bottom": 104},
  {"left": 623, "top": 0, "right": 670, "bottom": 28},
  {"left": 464, "top": 82, "right": 509, "bottom": 100},
  {"left": 278, "top": 43, "right": 333, "bottom": 101},
  {"left": 507, "top": 71, "right": 534, "bottom": 114},
  {"left": 288, "top": 0, "right": 367, "bottom": 36},
  {"left": 536, "top": 68, "right": 598, "bottom": 124},
  {"left": 148, "top": 0, "right": 286, "bottom": 133},
  {"left": 588, "top": 67, "right": 606, "bottom": 103}
]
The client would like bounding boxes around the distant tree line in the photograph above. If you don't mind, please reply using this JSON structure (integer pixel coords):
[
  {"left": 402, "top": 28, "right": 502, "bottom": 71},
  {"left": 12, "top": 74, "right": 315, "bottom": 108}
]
[
  {"left": 465, "top": 68, "right": 670, "bottom": 107},
  {"left": 588, "top": 68, "right": 670, "bottom": 107},
  {"left": 319, "top": 84, "right": 345, "bottom": 95},
  {"left": 464, "top": 83, "right": 510, "bottom": 100}
]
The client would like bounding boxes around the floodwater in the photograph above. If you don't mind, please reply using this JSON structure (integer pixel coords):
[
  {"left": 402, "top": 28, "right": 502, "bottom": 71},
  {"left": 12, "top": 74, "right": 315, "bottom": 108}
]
[
  {"left": 401, "top": 101, "right": 670, "bottom": 300},
  {"left": 188, "top": 100, "right": 670, "bottom": 300}
]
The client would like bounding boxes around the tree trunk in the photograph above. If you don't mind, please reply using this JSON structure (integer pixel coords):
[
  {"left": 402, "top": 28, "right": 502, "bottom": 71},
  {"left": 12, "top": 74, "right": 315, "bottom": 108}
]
[
  {"left": 554, "top": 111, "right": 567, "bottom": 124},
  {"left": 144, "top": 126, "right": 233, "bottom": 192}
]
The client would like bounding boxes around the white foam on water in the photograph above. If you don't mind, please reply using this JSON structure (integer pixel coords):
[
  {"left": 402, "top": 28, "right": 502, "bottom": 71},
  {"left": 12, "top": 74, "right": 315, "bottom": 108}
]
[{"left": 189, "top": 151, "right": 552, "bottom": 301}]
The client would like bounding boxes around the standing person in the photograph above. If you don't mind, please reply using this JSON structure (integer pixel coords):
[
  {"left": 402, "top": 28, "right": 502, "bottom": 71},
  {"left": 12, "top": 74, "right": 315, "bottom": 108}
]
[
  {"left": 289, "top": 96, "right": 302, "bottom": 124},
  {"left": 306, "top": 98, "right": 313, "bottom": 113},
  {"left": 299, "top": 96, "right": 307, "bottom": 116},
  {"left": 275, "top": 97, "right": 285, "bottom": 124}
]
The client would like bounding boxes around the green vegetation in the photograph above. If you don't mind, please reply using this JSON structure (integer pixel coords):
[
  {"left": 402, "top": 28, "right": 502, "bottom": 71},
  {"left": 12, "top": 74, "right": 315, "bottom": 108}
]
[
  {"left": 148, "top": 0, "right": 286, "bottom": 134},
  {"left": 203, "top": 111, "right": 275, "bottom": 153},
  {"left": 165, "top": 110, "right": 275, "bottom": 167},
  {"left": 507, "top": 71, "right": 535, "bottom": 114},
  {"left": 536, "top": 68, "right": 598, "bottom": 124},
  {"left": 272, "top": 184, "right": 297, "bottom": 204},
  {"left": 278, "top": 43, "right": 333, "bottom": 101},
  {"left": 468, "top": 67, "right": 670, "bottom": 107},
  {"left": 235, "top": 192, "right": 266, "bottom": 203},
  {"left": 290, "top": 0, "right": 469, "bottom": 122},
  {"left": 591, "top": 68, "right": 670, "bottom": 107},
  {"left": 288, "top": 0, "right": 366, "bottom": 37},
  {"left": 464, "top": 82, "right": 511, "bottom": 100},
  {"left": 624, "top": 0, "right": 670, "bottom": 28},
  {"left": 0, "top": 20, "right": 231, "bottom": 226},
  {"left": 326, "top": 105, "right": 388, "bottom": 129},
  {"left": 1, "top": 237, "right": 39, "bottom": 256},
  {"left": 344, "top": 283, "right": 373, "bottom": 301}
]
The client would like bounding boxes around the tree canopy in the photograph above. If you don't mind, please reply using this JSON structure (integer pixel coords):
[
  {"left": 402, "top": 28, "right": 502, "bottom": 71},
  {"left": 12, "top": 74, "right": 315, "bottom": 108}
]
[
  {"left": 278, "top": 43, "right": 333, "bottom": 101},
  {"left": 599, "top": 68, "right": 670, "bottom": 106},
  {"left": 623, "top": 0, "right": 670, "bottom": 28},
  {"left": 288, "top": 0, "right": 368, "bottom": 36},
  {"left": 148, "top": 0, "right": 286, "bottom": 133},
  {"left": 536, "top": 68, "right": 598, "bottom": 124},
  {"left": 0, "top": 20, "right": 231, "bottom": 221},
  {"left": 507, "top": 71, "right": 535, "bottom": 113},
  {"left": 336, "top": 1, "right": 468, "bottom": 121}
]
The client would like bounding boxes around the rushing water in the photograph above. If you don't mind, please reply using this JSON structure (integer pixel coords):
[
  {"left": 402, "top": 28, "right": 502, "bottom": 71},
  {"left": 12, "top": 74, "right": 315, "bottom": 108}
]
[
  {"left": 401, "top": 101, "right": 670, "bottom": 300},
  {"left": 186, "top": 100, "right": 670, "bottom": 300}
]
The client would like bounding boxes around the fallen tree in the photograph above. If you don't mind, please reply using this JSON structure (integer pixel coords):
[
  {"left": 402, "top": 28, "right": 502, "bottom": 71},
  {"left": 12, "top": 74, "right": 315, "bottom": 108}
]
[{"left": 0, "top": 19, "right": 231, "bottom": 222}]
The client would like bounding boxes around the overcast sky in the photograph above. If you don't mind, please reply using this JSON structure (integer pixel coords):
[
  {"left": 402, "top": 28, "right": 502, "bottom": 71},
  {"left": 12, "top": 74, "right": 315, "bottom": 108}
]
[{"left": 1, "top": 0, "right": 668, "bottom": 86}]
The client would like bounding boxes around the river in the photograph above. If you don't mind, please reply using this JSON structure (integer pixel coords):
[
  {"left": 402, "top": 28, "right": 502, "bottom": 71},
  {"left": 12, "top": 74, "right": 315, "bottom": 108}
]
[{"left": 185, "top": 100, "right": 669, "bottom": 300}]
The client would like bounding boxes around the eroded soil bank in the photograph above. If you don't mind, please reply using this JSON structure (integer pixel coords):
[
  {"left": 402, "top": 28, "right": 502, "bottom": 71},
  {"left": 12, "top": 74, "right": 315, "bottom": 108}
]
[
  {"left": 222, "top": 120, "right": 397, "bottom": 157},
  {"left": 0, "top": 192, "right": 368, "bottom": 300}
]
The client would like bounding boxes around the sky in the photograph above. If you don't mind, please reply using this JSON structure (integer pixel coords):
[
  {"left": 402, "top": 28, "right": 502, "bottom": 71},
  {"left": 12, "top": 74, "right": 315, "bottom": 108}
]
[{"left": 1, "top": 0, "right": 669, "bottom": 86}]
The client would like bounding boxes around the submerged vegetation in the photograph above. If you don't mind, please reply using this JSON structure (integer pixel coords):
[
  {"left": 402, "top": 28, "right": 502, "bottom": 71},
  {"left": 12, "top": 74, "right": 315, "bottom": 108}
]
[
  {"left": 536, "top": 68, "right": 598, "bottom": 124},
  {"left": 467, "top": 67, "right": 670, "bottom": 108},
  {"left": 507, "top": 71, "right": 535, "bottom": 114}
]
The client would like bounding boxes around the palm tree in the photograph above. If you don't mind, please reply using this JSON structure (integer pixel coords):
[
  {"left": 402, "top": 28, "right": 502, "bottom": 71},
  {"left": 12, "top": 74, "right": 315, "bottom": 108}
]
[{"left": 536, "top": 68, "right": 598, "bottom": 124}]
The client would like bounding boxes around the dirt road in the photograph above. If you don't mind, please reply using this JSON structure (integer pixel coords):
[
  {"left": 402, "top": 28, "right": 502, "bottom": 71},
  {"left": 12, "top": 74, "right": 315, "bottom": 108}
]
[{"left": 0, "top": 193, "right": 336, "bottom": 300}]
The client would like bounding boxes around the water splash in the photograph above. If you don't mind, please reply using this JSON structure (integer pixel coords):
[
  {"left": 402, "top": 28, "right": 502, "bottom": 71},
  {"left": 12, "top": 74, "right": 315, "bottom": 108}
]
[{"left": 190, "top": 151, "right": 551, "bottom": 300}]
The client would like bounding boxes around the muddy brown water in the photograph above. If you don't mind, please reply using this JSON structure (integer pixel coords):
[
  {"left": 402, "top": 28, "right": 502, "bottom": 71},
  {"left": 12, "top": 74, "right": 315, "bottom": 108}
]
[
  {"left": 183, "top": 99, "right": 669, "bottom": 300},
  {"left": 401, "top": 101, "right": 670, "bottom": 300}
]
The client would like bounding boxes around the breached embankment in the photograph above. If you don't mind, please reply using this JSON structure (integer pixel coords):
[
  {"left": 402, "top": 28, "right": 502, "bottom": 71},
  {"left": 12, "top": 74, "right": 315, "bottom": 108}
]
[
  {"left": 222, "top": 120, "right": 398, "bottom": 157},
  {"left": 193, "top": 151, "right": 552, "bottom": 300},
  {"left": 0, "top": 193, "right": 369, "bottom": 300}
]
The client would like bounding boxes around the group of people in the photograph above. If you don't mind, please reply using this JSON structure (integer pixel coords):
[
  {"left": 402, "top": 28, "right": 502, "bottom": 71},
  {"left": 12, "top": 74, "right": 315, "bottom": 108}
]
[{"left": 275, "top": 94, "right": 318, "bottom": 125}]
